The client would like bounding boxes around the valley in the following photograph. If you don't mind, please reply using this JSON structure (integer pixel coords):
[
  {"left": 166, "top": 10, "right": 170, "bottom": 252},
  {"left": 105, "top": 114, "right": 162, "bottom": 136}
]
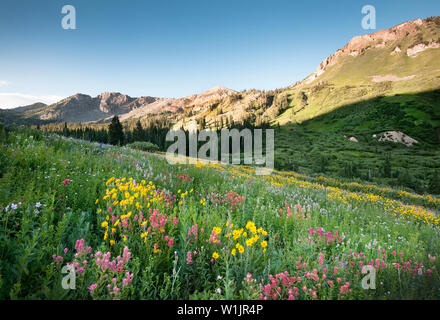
[
  {"left": 1, "top": 18, "right": 439, "bottom": 196},
  {"left": 1, "top": 14, "right": 440, "bottom": 301}
]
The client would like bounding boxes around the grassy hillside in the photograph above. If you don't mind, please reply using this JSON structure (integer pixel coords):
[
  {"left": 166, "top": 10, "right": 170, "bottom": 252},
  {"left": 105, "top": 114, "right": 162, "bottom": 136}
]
[
  {"left": 1, "top": 127, "right": 440, "bottom": 300},
  {"left": 264, "top": 18, "right": 440, "bottom": 128},
  {"left": 3, "top": 18, "right": 440, "bottom": 197},
  {"left": 275, "top": 50, "right": 440, "bottom": 126},
  {"left": 274, "top": 90, "right": 440, "bottom": 194},
  {"left": 34, "top": 90, "right": 440, "bottom": 195}
]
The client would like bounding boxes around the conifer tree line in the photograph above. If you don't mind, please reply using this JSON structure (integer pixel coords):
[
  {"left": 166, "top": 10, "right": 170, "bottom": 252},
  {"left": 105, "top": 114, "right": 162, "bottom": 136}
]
[
  {"left": 37, "top": 116, "right": 171, "bottom": 149},
  {"left": 24, "top": 115, "right": 440, "bottom": 195},
  {"left": 35, "top": 114, "right": 272, "bottom": 154}
]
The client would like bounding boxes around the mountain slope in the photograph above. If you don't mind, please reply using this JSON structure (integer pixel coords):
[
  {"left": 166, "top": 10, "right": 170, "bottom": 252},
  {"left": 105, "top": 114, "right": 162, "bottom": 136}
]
[
  {"left": 0, "top": 86, "right": 239, "bottom": 125},
  {"left": 31, "top": 92, "right": 160, "bottom": 123},
  {"left": 0, "top": 102, "right": 48, "bottom": 124},
  {"left": 1, "top": 16, "right": 439, "bottom": 135},
  {"left": 174, "top": 16, "right": 440, "bottom": 132},
  {"left": 275, "top": 17, "right": 440, "bottom": 125}
]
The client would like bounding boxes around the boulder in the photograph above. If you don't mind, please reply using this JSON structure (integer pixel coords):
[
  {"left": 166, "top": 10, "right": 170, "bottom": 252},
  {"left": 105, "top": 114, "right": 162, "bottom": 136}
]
[
  {"left": 375, "top": 131, "right": 419, "bottom": 147},
  {"left": 349, "top": 137, "right": 359, "bottom": 143}
]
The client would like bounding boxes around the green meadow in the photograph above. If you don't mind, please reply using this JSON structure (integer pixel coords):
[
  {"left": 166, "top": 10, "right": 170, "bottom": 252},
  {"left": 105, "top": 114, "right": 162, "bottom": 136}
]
[{"left": 1, "top": 126, "right": 439, "bottom": 300}]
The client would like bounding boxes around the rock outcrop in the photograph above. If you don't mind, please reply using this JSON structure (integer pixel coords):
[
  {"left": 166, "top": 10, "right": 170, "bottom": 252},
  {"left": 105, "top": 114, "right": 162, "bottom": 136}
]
[
  {"left": 303, "top": 18, "right": 436, "bottom": 84},
  {"left": 375, "top": 131, "right": 419, "bottom": 147},
  {"left": 35, "top": 86, "right": 237, "bottom": 123},
  {"left": 407, "top": 42, "right": 440, "bottom": 57},
  {"left": 348, "top": 137, "right": 359, "bottom": 143}
]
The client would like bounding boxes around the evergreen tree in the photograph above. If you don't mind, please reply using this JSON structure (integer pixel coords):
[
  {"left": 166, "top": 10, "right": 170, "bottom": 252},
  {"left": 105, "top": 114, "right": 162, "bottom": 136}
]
[
  {"left": 428, "top": 170, "right": 440, "bottom": 195},
  {"left": 199, "top": 117, "right": 206, "bottom": 131},
  {"left": 397, "top": 169, "right": 416, "bottom": 190},
  {"left": 229, "top": 115, "right": 234, "bottom": 128},
  {"left": 108, "top": 116, "right": 124, "bottom": 145},
  {"left": 63, "top": 122, "right": 68, "bottom": 135},
  {"left": 382, "top": 155, "right": 392, "bottom": 178},
  {"left": 134, "top": 119, "right": 144, "bottom": 141},
  {"left": 343, "top": 161, "right": 358, "bottom": 178}
]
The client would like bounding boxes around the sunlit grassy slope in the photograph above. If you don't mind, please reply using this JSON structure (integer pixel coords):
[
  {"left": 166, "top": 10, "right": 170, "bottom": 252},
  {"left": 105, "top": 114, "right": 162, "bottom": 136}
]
[{"left": 272, "top": 18, "right": 440, "bottom": 125}]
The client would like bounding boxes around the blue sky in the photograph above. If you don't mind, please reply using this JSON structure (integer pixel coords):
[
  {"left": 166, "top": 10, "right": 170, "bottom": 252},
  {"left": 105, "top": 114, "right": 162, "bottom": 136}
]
[{"left": 0, "top": 0, "right": 439, "bottom": 108}]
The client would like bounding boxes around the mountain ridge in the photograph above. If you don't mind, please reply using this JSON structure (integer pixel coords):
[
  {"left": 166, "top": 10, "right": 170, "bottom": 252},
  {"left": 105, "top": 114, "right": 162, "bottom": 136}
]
[
  {"left": 1, "top": 16, "right": 439, "bottom": 128},
  {"left": 300, "top": 18, "right": 429, "bottom": 85}
]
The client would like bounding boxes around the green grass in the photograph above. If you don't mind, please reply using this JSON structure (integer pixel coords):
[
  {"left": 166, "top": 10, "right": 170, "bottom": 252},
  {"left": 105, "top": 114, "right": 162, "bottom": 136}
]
[
  {"left": 1, "top": 127, "right": 440, "bottom": 300},
  {"left": 272, "top": 90, "right": 440, "bottom": 194},
  {"left": 1, "top": 20, "right": 440, "bottom": 300}
]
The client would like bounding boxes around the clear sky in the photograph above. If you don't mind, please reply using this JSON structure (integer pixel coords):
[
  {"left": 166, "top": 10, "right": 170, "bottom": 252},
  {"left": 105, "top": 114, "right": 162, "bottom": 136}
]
[{"left": 0, "top": 0, "right": 439, "bottom": 108}]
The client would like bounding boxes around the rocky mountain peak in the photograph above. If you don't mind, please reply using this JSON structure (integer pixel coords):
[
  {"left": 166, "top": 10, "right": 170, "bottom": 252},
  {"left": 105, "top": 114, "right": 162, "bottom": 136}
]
[
  {"left": 343, "top": 18, "right": 423, "bottom": 53},
  {"left": 205, "top": 86, "right": 236, "bottom": 95},
  {"left": 302, "top": 17, "right": 439, "bottom": 85},
  {"left": 96, "top": 92, "right": 134, "bottom": 113}
]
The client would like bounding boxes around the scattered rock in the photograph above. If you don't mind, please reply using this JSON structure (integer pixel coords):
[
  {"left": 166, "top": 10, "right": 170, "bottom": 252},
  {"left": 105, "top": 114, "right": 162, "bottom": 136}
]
[
  {"left": 407, "top": 42, "right": 440, "bottom": 57},
  {"left": 371, "top": 74, "right": 416, "bottom": 82},
  {"left": 375, "top": 131, "right": 419, "bottom": 147},
  {"left": 348, "top": 137, "right": 359, "bottom": 143},
  {"left": 391, "top": 46, "right": 401, "bottom": 55}
]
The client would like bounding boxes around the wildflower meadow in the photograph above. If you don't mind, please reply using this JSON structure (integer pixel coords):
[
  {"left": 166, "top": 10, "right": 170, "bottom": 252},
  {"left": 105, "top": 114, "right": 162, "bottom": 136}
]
[{"left": 1, "top": 126, "right": 440, "bottom": 300}]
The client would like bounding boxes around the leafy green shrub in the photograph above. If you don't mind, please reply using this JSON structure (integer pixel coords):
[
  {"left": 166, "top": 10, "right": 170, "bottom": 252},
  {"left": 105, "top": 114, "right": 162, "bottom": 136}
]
[{"left": 126, "top": 141, "right": 160, "bottom": 152}]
